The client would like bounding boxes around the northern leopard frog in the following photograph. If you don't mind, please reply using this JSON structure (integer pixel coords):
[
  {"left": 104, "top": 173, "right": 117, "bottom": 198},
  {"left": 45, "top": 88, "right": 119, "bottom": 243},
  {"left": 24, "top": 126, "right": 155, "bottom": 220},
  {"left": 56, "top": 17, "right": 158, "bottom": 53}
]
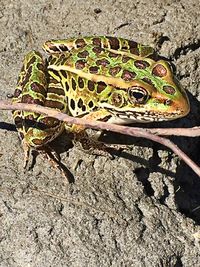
[{"left": 12, "top": 36, "right": 190, "bottom": 166}]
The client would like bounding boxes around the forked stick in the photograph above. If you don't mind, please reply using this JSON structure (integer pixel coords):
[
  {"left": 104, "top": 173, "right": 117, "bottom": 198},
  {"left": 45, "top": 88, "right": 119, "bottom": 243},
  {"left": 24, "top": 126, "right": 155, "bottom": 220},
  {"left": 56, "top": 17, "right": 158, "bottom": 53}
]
[{"left": 0, "top": 100, "right": 200, "bottom": 177}]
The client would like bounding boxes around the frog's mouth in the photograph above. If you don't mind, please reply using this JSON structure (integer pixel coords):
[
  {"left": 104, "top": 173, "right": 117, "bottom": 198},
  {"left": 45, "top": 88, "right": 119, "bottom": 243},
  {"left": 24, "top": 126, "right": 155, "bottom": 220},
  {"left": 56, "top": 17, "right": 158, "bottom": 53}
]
[
  {"left": 108, "top": 110, "right": 181, "bottom": 123},
  {"left": 100, "top": 103, "right": 184, "bottom": 123}
]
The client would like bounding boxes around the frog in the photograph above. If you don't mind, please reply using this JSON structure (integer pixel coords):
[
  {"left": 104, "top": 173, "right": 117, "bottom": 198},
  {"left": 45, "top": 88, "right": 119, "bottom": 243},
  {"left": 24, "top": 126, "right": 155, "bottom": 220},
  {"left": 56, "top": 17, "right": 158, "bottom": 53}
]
[{"left": 12, "top": 36, "right": 190, "bottom": 167}]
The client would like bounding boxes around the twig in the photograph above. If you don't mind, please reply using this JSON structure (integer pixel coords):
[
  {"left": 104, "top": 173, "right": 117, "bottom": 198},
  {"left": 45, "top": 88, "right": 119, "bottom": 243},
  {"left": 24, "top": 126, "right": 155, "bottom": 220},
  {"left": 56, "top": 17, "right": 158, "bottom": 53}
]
[
  {"left": 0, "top": 100, "right": 200, "bottom": 177},
  {"left": 142, "top": 127, "right": 200, "bottom": 137}
]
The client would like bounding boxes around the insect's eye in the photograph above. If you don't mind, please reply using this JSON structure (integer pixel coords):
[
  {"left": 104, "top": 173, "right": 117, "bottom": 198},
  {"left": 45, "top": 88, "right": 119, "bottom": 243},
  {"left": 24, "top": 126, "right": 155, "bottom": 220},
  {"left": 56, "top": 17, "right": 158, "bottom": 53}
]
[{"left": 128, "top": 86, "right": 149, "bottom": 104}]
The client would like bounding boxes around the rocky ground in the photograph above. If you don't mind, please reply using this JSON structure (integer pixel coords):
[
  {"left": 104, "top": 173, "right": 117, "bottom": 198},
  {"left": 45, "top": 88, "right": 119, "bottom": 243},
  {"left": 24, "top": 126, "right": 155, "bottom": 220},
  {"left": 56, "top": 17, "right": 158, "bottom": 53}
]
[{"left": 0, "top": 0, "right": 200, "bottom": 266}]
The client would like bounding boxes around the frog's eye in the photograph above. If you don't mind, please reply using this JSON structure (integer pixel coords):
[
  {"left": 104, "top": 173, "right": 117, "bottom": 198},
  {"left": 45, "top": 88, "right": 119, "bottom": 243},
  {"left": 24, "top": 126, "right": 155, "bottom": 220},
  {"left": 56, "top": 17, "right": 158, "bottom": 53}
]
[{"left": 128, "top": 87, "right": 149, "bottom": 104}]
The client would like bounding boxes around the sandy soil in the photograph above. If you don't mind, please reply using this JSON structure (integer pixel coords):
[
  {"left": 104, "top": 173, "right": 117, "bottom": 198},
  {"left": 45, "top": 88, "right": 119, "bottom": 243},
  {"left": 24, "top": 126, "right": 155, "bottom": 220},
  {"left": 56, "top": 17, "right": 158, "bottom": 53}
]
[{"left": 0, "top": 0, "right": 200, "bottom": 266}]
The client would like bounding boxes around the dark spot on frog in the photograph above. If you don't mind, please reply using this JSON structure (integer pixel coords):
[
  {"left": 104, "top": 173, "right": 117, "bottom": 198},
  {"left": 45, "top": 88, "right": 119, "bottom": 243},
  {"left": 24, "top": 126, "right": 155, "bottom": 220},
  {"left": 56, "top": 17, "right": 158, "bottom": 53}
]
[
  {"left": 108, "top": 52, "right": 118, "bottom": 58},
  {"left": 128, "top": 40, "right": 137, "bottom": 48},
  {"left": 36, "top": 63, "right": 46, "bottom": 73},
  {"left": 163, "top": 85, "right": 176, "bottom": 95},
  {"left": 82, "top": 105, "right": 86, "bottom": 112},
  {"left": 134, "top": 60, "right": 150, "bottom": 69},
  {"left": 26, "top": 56, "right": 36, "bottom": 70},
  {"left": 49, "top": 76, "right": 58, "bottom": 84},
  {"left": 77, "top": 98, "right": 84, "bottom": 108},
  {"left": 70, "top": 99, "right": 75, "bottom": 110},
  {"left": 88, "top": 100, "right": 94, "bottom": 108},
  {"left": 89, "top": 66, "right": 99, "bottom": 74},
  {"left": 121, "top": 70, "right": 136, "bottom": 81},
  {"left": 58, "top": 44, "right": 69, "bottom": 52},
  {"left": 106, "top": 36, "right": 120, "bottom": 49},
  {"left": 92, "top": 37, "right": 102, "bottom": 47},
  {"left": 47, "top": 45, "right": 60, "bottom": 52},
  {"left": 48, "top": 86, "right": 65, "bottom": 96},
  {"left": 21, "top": 94, "right": 43, "bottom": 105},
  {"left": 49, "top": 69, "right": 61, "bottom": 81},
  {"left": 45, "top": 99, "right": 65, "bottom": 110},
  {"left": 14, "top": 116, "right": 23, "bottom": 129},
  {"left": 142, "top": 77, "right": 154, "bottom": 86},
  {"left": 96, "top": 58, "right": 109, "bottom": 67},
  {"left": 31, "top": 82, "right": 46, "bottom": 96},
  {"left": 32, "top": 136, "right": 54, "bottom": 146},
  {"left": 75, "top": 39, "right": 86, "bottom": 48},
  {"left": 109, "top": 66, "right": 121, "bottom": 76},
  {"left": 75, "top": 60, "right": 86, "bottom": 69},
  {"left": 130, "top": 47, "right": 139, "bottom": 55},
  {"left": 71, "top": 78, "right": 76, "bottom": 90},
  {"left": 48, "top": 56, "right": 57, "bottom": 65},
  {"left": 97, "top": 81, "right": 107, "bottom": 93},
  {"left": 65, "top": 81, "right": 69, "bottom": 91},
  {"left": 14, "top": 89, "right": 22, "bottom": 98},
  {"left": 122, "top": 55, "right": 132, "bottom": 63},
  {"left": 39, "top": 117, "right": 60, "bottom": 127},
  {"left": 60, "top": 70, "right": 68, "bottom": 79},
  {"left": 92, "top": 47, "right": 104, "bottom": 54},
  {"left": 77, "top": 50, "right": 89, "bottom": 58},
  {"left": 26, "top": 114, "right": 35, "bottom": 121},
  {"left": 88, "top": 80, "right": 95, "bottom": 91},
  {"left": 152, "top": 64, "right": 167, "bottom": 77},
  {"left": 78, "top": 77, "right": 84, "bottom": 88}
]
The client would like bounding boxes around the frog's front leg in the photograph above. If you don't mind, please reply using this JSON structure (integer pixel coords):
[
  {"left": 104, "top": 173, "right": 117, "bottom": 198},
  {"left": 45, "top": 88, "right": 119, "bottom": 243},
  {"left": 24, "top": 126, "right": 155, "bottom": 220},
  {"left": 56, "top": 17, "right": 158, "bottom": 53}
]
[
  {"left": 70, "top": 109, "right": 111, "bottom": 134},
  {"left": 65, "top": 109, "right": 116, "bottom": 156}
]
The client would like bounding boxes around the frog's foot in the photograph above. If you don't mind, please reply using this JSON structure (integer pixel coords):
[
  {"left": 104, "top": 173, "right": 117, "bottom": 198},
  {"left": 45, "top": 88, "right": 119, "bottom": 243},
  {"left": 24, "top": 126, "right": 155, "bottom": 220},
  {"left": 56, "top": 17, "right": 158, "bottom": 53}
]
[
  {"left": 22, "top": 139, "right": 31, "bottom": 169},
  {"left": 40, "top": 145, "right": 74, "bottom": 183},
  {"left": 21, "top": 140, "right": 73, "bottom": 182},
  {"left": 42, "top": 144, "right": 60, "bottom": 162},
  {"left": 21, "top": 140, "right": 58, "bottom": 170},
  {"left": 72, "top": 131, "right": 113, "bottom": 159},
  {"left": 75, "top": 127, "right": 128, "bottom": 150}
]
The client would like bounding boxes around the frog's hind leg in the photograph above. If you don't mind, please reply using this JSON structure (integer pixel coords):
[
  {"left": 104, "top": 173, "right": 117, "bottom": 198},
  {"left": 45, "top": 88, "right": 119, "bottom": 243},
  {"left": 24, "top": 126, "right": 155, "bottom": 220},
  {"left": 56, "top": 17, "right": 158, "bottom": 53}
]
[{"left": 43, "top": 36, "right": 155, "bottom": 58}]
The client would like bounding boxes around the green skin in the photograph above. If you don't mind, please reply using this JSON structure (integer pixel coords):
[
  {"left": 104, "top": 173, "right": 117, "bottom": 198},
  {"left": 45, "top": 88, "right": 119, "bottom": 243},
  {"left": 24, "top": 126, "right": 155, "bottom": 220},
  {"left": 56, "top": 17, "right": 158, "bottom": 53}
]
[{"left": 12, "top": 36, "right": 190, "bottom": 150}]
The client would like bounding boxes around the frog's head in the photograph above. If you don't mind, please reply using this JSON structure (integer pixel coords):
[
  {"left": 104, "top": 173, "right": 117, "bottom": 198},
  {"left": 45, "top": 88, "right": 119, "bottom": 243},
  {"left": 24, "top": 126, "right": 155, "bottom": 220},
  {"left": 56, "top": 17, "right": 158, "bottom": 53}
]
[{"left": 100, "top": 60, "right": 190, "bottom": 123}]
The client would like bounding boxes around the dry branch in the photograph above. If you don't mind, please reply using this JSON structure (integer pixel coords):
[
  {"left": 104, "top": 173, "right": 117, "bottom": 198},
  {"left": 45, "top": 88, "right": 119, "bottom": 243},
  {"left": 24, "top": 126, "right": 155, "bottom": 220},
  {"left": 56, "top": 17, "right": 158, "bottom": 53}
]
[{"left": 0, "top": 100, "right": 200, "bottom": 177}]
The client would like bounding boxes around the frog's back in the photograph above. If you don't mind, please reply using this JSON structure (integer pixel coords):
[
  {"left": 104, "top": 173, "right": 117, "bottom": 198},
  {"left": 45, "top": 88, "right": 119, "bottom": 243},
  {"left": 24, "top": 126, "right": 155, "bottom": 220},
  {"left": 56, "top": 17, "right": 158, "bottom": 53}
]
[{"left": 47, "top": 36, "right": 189, "bottom": 122}]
